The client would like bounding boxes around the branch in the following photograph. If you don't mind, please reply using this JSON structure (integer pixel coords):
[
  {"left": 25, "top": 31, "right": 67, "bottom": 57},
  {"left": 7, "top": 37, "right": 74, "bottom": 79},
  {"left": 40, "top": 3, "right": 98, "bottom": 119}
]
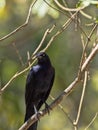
[
  {"left": 43, "top": 11, "right": 78, "bottom": 52},
  {"left": 81, "top": 44, "right": 98, "bottom": 72},
  {"left": 0, "top": 59, "right": 36, "bottom": 94},
  {"left": 73, "top": 71, "right": 88, "bottom": 129},
  {"left": 32, "top": 24, "right": 56, "bottom": 56},
  {"left": 19, "top": 44, "right": 98, "bottom": 130},
  {"left": 44, "top": 0, "right": 89, "bottom": 40},
  {"left": 79, "top": 23, "right": 98, "bottom": 70},
  {"left": 53, "top": 0, "right": 85, "bottom": 12},
  {"left": 0, "top": 0, "right": 37, "bottom": 42},
  {"left": 84, "top": 112, "right": 98, "bottom": 130}
]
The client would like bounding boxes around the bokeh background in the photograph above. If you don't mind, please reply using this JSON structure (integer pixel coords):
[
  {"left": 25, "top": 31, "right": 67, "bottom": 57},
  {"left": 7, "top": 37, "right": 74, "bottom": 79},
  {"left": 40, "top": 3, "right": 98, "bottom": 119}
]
[{"left": 0, "top": 0, "right": 98, "bottom": 130}]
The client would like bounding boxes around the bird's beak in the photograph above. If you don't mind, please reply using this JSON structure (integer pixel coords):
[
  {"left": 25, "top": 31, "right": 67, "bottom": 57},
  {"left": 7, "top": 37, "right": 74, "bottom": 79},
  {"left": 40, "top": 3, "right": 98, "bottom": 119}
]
[
  {"left": 32, "top": 53, "right": 39, "bottom": 60},
  {"left": 34, "top": 53, "right": 40, "bottom": 59},
  {"left": 35, "top": 52, "right": 44, "bottom": 59},
  {"left": 35, "top": 53, "right": 40, "bottom": 58}
]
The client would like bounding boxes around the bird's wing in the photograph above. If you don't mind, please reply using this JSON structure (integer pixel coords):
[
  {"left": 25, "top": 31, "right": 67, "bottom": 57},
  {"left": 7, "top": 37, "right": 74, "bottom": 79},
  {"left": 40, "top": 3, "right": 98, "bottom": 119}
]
[
  {"left": 37, "top": 67, "right": 55, "bottom": 110},
  {"left": 44, "top": 67, "right": 55, "bottom": 100},
  {"left": 25, "top": 68, "right": 35, "bottom": 108}
]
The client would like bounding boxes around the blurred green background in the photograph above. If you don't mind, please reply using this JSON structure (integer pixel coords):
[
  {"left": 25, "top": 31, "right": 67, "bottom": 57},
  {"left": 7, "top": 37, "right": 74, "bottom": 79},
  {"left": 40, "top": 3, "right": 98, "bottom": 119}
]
[{"left": 0, "top": 0, "right": 98, "bottom": 130}]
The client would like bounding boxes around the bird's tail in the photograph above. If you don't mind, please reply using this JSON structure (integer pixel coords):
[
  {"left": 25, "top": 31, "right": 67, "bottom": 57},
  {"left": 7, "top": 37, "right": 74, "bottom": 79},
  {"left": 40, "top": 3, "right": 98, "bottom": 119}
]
[{"left": 24, "top": 105, "right": 38, "bottom": 130}]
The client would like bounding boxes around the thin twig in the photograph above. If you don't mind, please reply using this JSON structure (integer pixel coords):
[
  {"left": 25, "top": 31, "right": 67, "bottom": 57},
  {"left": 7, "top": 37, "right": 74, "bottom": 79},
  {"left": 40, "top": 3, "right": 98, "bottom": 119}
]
[
  {"left": 27, "top": 51, "right": 31, "bottom": 70},
  {"left": 84, "top": 23, "right": 98, "bottom": 50},
  {"left": 43, "top": 0, "right": 69, "bottom": 17},
  {"left": 0, "top": 59, "right": 36, "bottom": 94},
  {"left": 44, "top": 0, "right": 88, "bottom": 39},
  {"left": 80, "top": 10, "right": 93, "bottom": 20},
  {"left": 50, "top": 95, "right": 73, "bottom": 125},
  {"left": 78, "top": 23, "right": 98, "bottom": 76},
  {"left": 81, "top": 44, "right": 98, "bottom": 72},
  {"left": 0, "top": 0, "right": 37, "bottom": 42},
  {"left": 84, "top": 112, "right": 98, "bottom": 130},
  {"left": 43, "top": 12, "right": 78, "bottom": 52},
  {"left": 73, "top": 71, "right": 88, "bottom": 128},
  {"left": 53, "top": 0, "right": 85, "bottom": 12},
  {"left": 32, "top": 24, "right": 56, "bottom": 56}
]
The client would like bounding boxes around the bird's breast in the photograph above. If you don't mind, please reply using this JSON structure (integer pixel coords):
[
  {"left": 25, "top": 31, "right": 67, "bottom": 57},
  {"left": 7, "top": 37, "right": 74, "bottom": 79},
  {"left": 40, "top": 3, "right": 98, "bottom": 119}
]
[{"left": 34, "top": 66, "right": 53, "bottom": 91}]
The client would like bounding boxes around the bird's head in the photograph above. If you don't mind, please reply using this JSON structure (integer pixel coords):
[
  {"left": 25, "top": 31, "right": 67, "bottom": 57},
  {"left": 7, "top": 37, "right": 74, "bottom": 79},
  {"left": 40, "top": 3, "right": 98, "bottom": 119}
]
[{"left": 36, "top": 52, "right": 51, "bottom": 65}]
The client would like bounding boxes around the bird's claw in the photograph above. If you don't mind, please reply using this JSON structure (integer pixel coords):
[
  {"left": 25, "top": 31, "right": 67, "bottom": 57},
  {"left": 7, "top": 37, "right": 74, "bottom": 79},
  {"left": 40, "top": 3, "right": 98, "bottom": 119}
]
[
  {"left": 34, "top": 105, "right": 40, "bottom": 121},
  {"left": 45, "top": 102, "right": 51, "bottom": 114}
]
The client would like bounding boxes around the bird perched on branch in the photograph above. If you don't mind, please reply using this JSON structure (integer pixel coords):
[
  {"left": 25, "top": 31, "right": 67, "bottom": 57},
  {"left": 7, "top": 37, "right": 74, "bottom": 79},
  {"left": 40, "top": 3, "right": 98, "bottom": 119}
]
[{"left": 24, "top": 52, "right": 55, "bottom": 130}]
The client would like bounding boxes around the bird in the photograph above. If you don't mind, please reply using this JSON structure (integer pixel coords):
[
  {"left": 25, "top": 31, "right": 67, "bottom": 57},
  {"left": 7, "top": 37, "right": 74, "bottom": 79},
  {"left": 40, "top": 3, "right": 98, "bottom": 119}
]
[{"left": 24, "top": 52, "right": 55, "bottom": 130}]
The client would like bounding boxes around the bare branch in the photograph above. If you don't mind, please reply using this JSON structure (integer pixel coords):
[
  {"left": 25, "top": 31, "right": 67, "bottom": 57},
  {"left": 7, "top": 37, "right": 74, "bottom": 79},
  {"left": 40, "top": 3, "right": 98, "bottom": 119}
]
[
  {"left": 43, "top": 0, "right": 69, "bottom": 17},
  {"left": 0, "top": 59, "right": 36, "bottom": 94},
  {"left": 84, "top": 112, "right": 98, "bottom": 130},
  {"left": 43, "top": 11, "right": 78, "bottom": 52},
  {"left": 0, "top": 0, "right": 37, "bottom": 42},
  {"left": 53, "top": 0, "right": 85, "bottom": 12},
  {"left": 45, "top": 0, "right": 89, "bottom": 39},
  {"left": 81, "top": 44, "right": 98, "bottom": 72},
  {"left": 85, "top": 23, "right": 98, "bottom": 49},
  {"left": 79, "top": 23, "right": 98, "bottom": 72},
  {"left": 80, "top": 10, "right": 93, "bottom": 19},
  {"left": 32, "top": 24, "right": 56, "bottom": 56},
  {"left": 73, "top": 71, "right": 88, "bottom": 128},
  {"left": 27, "top": 51, "right": 31, "bottom": 70}
]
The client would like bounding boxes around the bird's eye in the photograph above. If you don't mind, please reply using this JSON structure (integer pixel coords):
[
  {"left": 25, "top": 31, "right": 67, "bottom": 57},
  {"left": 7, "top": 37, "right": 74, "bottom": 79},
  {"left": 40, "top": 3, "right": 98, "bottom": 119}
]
[{"left": 42, "top": 53, "right": 45, "bottom": 57}]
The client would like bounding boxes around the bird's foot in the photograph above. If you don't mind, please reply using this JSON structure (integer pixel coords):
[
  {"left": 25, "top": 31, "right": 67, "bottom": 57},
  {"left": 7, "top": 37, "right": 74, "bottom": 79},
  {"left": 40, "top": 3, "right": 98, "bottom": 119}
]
[
  {"left": 34, "top": 105, "right": 40, "bottom": 121},
  {"left": 45, "top": 102, "right": 51, "bottom": 115}
]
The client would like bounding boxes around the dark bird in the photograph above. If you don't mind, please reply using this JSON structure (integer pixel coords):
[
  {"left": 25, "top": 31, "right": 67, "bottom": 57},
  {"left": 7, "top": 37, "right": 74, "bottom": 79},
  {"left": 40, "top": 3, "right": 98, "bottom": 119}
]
[{"left": 24, "top": 52, "right": 55, "bottom": 130}]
